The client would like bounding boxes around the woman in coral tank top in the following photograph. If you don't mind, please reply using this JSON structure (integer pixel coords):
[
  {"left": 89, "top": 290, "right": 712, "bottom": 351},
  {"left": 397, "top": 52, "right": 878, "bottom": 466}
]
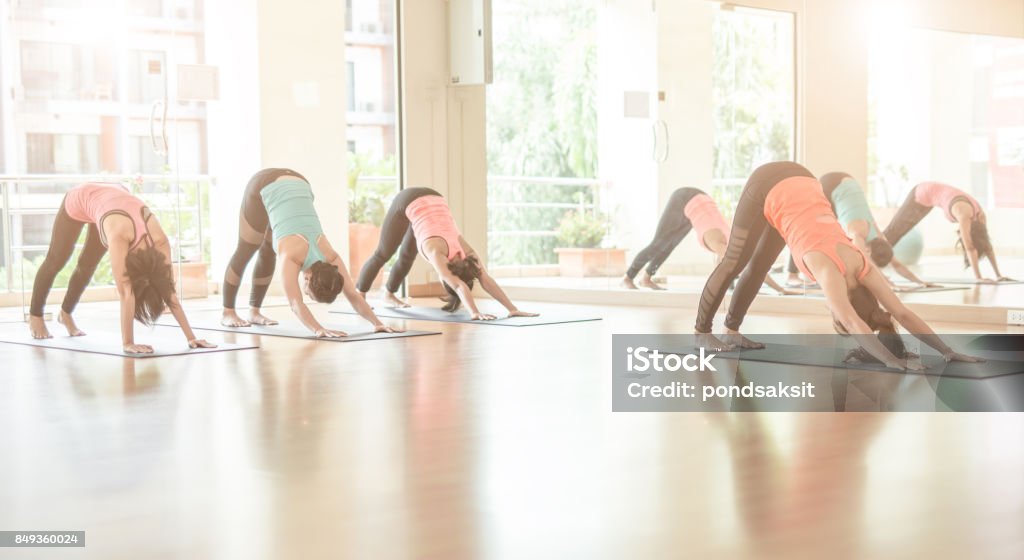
[
  {"left": 621, "top": 186, "right": 795, "bottom": 295},
  {"left": 694, "top": 162, "right": 980, "bottom": 369},
  {"left": 881, "top": 181, "right": 1010, "bottom": 283},
  {"left": 357, "top": 187, "right": 536, "bottom": 320},
  {"left": 28, "top": 182, "right": 214, "bottom": 353}
]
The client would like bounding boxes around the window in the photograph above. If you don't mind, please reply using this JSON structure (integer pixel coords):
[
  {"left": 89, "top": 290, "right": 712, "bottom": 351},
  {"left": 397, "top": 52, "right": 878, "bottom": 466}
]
[
  {"left": 347, "top": 61, "right": 357, "bottom": 111},
  {"left": 126, "top": 50, "right": 167, "bottom": 103},
  {"left": 127, "top": 0, "right": 163, "bottom": 18},
  {"left": 25, "top": 133, "right": 101, "bottom": 174},
  {"left": 869, "top": 29, "right": 1024, "bottom": 208}
]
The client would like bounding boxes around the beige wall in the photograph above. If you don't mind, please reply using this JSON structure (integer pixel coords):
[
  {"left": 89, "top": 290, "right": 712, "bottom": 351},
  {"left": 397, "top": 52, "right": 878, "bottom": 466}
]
[{"left": 255, "top": 0, "right": 349, "bottom": 251}]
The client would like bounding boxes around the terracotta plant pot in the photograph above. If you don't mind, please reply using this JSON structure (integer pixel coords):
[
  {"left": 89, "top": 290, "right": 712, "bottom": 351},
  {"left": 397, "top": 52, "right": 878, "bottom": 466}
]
[
  {"left": 177, "top": 262, "right": 209, "bottom": 299},
  {"left": 349, "top": 223, "right": 383, "bottom": 290},
  {"left": 554, "top": 247, "right": 626, "bottom": 277}
]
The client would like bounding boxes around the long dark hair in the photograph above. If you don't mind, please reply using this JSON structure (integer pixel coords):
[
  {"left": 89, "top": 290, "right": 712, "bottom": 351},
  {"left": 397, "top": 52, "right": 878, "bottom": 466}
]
[
  {"left": 867, "top": 237, "right": 894, "bottom": 268},
  {"left": 440, "top": 255, "right": 483, "bottom": 312},
  {"left": 124, "top": 245, "right": 175, "bottom": 325},
  {"left": 956, "top": 219, "right": 992, "bottom": 269},
  {"left": 836, "top": 285, "right": 909, "bottom": 363},
  {"left": 307, "top": 261, "right": 344, "bottom": 303}
]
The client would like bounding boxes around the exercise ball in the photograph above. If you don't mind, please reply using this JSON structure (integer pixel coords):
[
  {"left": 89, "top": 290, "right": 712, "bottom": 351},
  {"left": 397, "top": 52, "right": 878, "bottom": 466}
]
[{"left": 892, "top": 227, "right": 924, "bottom": 265}]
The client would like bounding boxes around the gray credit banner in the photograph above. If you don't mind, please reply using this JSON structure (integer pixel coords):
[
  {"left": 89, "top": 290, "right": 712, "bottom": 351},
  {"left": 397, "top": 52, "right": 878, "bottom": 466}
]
[{"left": 610, "top": 334, "right": 1024, "bottom": 412}]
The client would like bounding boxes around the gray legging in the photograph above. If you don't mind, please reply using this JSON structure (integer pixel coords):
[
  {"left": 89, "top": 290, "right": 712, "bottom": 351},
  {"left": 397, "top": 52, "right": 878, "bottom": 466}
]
[
  {"left": 696, "top": 161, "right": 815, "bottom": 333},
  {"left": 222, "top": 168, "right": 308, "bottom": 309},
  {"left": 625, "top": 187, "right": 702, "bottom": 279}
]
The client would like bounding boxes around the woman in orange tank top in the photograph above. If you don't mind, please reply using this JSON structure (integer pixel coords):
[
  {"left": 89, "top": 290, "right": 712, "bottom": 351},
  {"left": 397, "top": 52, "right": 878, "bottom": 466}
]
[
  {"left": 695, "top": 162, "right": 981, "bottom": 369},
  {"left": 356, "top": 187, "right": 536, "bottom": 320},
  {"left": 28, "top": 182, "right": 215, "bottom": 354}
]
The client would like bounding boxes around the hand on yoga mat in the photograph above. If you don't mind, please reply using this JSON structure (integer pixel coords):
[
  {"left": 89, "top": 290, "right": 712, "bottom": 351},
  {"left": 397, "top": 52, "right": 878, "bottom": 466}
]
[
  {"left": 997, "top": 276, "right": 1017, "bottom": 283},
  {"left": 507, "top": 310, "right": 540, "bottom": 318},
  {"left": 978, "top": 277, "right": 998, "bottom": 284},
  {"left": 374, "top": 324, "right": 405, "bottom": 334},
  {"left": 943, "top": 351, "right": 985, "bottom": 364},
  {"left": 124, "top": 343, "right": 154, "bottom": 354},
  {"left": 314, "top": 328, "right": 348, "bottom": 338},
  {"left": 189, "top": 339, "right": 218, "bottom": 349},
  {"left": 471, "top": 313, "right": 497, "bottom": 321}
]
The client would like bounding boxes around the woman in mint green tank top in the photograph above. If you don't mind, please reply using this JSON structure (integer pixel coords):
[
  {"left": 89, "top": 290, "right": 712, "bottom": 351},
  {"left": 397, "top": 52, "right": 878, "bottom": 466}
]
[
  {"left": 785, "top": 173, "right": 935, "bottom": 289},
  {"left": 220, "top": 168, "right": 401, "bottom": 337}
]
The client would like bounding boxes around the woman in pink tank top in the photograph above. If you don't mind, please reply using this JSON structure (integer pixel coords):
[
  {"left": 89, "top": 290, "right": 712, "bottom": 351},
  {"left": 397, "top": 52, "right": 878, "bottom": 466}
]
[
  {"left": 881, "top": 182, "right": 1010, "bottom": 282},
  {"left": 621, "top": 187, "right": 794, "bottom": 295},
  {"left": 695, "top": 163, "right": 981, "bottom": 369},
  {"left": 356, "top": 187, "right": 536, "bottom": 320},
  {"left": 28, "top": 182, "right": 215, "bottom": 353}
]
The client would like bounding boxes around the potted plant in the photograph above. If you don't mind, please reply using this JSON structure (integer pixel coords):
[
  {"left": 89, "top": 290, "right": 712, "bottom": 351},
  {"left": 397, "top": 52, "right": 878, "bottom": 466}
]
[{"left": 553, "top": 209, "right": 625, "bottom": 277}]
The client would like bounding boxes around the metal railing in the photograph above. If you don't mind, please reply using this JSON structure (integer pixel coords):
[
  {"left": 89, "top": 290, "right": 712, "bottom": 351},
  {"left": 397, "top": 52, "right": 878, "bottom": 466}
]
[
  {"left": 0, "top": 174, "right": 212, "bottom": 292},
  {"left": 486, "top": 175, "right": 602, "bottom": 238}
]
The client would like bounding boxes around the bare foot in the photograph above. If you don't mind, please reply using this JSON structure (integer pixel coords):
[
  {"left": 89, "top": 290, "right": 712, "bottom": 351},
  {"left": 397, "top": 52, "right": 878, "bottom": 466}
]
[
  {"left": 620, "top": 275, "right": 638, "bottom": 290},
  {"left": 221, "top": 309, "right": 251, "bottom": 327},
  {"left": 721, "top": 331, "right": 765, "bottom": 349},
  {"left": 381, "top": 291, "right": 410, "bottom": 308},
  {"left": 248, "top": 309, "right": 278, "bottom": 326},
  {"left": 57, "top": 311, "right": 86, "bottom": 336},
  {"left": 785, "top": 275, "right": 803, "bottom": 288},
  {"left": 695, "top": 332, "right": 735, "bottom": 352},
  {"left": 28, "top": 315, "right": 52, "bottom": 339},
  {"left": 638, "top": 273, "right": 666, "bottom": 291}
]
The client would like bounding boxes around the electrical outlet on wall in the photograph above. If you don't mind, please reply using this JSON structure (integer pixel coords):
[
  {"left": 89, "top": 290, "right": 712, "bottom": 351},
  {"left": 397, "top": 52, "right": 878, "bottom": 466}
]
[{"left": 1008, "top": 310, "right": 1024, "bottom": 325}]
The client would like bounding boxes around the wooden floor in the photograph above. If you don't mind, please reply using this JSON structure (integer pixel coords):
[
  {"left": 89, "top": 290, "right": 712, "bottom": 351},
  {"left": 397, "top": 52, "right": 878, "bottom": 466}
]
[{"left": 1, "top": 299, "right": 1023, "bottom": 559}]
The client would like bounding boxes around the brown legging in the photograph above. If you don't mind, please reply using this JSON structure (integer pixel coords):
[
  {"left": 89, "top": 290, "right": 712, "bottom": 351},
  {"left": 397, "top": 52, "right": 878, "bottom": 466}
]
[{"left": 695, "top": 162, "right": 815, "bottom": 333}]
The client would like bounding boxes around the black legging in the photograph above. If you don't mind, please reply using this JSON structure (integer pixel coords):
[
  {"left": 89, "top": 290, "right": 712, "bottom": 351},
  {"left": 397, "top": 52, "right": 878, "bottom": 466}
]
[
  {"left": 357, "top": 187, "right": 441, "bottom": 293},
  {"left": 881, "top": 186, "right": 933, "bottom": 248},
  {"left": 29, "top": 203, "right": 107, "bottom": 317},
  {"left": 222, "top": 168, "right": 308, "bottom": 309},
  {"left": 625, "top": 187, "right": 701, "bottom": 279},
  {"left": 696, "top": 162, "right": 815, "bottom": 333},
  {"left": 787, "top": 172, "right": 851, "bottom": 275}
]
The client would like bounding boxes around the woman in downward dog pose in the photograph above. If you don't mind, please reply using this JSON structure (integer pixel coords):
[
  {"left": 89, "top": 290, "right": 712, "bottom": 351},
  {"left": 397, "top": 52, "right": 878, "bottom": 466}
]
[
  {"left": 880, "top": 181, "right": 1010, "bottom": 283},
  {"left": 221, "top": 168, "right": 399, "bottom": 337},
  {"left": 622, "top": 187, "right": 793, "bottom": 294},
  {"left": 785, "top": 172, "right": 933, "bottom": 289},
  {"left": 694, "top": 162, "right": 981, "bottom": 369},
  {"left": 28, "top": 182, "right": 215, "bottom": 353},
  {"left": 357, "top": 187, "right": 536, "bottom": 320}
]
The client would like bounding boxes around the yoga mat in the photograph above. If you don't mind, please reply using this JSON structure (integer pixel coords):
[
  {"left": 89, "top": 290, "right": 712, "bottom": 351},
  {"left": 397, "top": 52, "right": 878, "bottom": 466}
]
[
  {"left": 772, "top": 285, "right": 970, "bottom": 298},
  {"left": 0, "top": 327, "right": 257, "bottom": 358},
  {"left": 922, "top": 278, "right": 1024, "bottom": 285},
  {"left": 695, "top": 343, "right": 1022, "bottom": 380},
  {"left": 330, "top": 306, "right": 602, "bottom": 327},
  {"left": 157, "top": 318, "right": 440, "bottom": 341}
]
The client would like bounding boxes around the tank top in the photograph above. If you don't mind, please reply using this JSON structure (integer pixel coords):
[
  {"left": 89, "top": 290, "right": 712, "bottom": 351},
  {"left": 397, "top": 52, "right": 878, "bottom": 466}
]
[
  {"left": 829, "top": 178, "right": 879, "bottom": 241},
  {"left": 405, "top": 195, "right": 466, "bottom": 261},
  {"left": 683, "top": 193, "right": 729, "bottom": 251},
  {"left": 914, "top": 182, "right": 982, "bottom": 223},
  {"left": 260, "top": 179, "right": 327, "bottom": 271},
  {"left": 63, "top": 182, "right": 152, "bottom": 249},
  {"left": 764, "top": 176, "right": 870, "bottom": 283}
]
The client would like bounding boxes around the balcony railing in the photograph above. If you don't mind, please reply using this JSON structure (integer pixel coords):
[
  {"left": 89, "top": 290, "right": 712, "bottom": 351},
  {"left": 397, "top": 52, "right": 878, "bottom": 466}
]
[{"left": 0, "top": 174, "right": 211, "bottom": 293}]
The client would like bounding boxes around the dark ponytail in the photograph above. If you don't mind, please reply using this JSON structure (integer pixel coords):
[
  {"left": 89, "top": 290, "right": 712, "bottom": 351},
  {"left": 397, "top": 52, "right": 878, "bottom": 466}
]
[
  {"left": 839, "top": 285, "right": 909, "bottom": 363},
  {"left": 956, "top": 219, "right": 992, "bottom": 269},
  {"left": 440, "top": 255, "right": 483, "bottom": 313},
  {"left": 307, "top": 261, "right": 344, "bottom": 303},
  {"left": 124, "top": 245, "right": 175, "bottom": 325}
]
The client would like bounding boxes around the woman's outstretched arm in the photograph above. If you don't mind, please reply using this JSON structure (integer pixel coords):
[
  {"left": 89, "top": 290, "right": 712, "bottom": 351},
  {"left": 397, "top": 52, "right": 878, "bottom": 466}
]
[{"left": 326, "top": 247, "right": 402, "bottom": 333}]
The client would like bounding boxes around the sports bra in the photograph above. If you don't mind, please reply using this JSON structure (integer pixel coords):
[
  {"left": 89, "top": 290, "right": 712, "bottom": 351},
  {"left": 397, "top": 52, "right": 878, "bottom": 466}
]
[
  {"left": 405, "top": 195, "right": 466, "bottom": 261},
  {"left": 764, "top": 176, "right": 871, "bottom": 283},
  {"left": 63, "top": 182, "right": 152, "bottom": 249},
  {"left": 914, "top": 182, "right": 982, "bottom": 223},
  {"left": 260, "top": 178, "right": 327, "bottom": 271}
]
